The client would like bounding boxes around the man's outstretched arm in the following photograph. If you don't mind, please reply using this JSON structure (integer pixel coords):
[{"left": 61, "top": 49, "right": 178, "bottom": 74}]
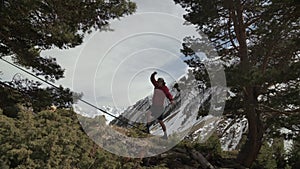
[
  {"left": 162, "top": 86, "right": 174, "bottom": 103},
  {"left": 150, "top": 71, "right": 158, "bottom": 87}
]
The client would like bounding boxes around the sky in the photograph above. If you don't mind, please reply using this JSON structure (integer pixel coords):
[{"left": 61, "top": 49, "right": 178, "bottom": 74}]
[{"left": 1, "top": 0, "right": 202, "bottom": 110}]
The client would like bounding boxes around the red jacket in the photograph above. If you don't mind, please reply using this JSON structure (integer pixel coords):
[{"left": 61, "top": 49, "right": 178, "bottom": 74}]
[{"left": 150, "top": 73, "right": 173, "bottom": 106}]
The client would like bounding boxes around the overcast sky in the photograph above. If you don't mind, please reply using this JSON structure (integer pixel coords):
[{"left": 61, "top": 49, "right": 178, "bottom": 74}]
[{"left": 1, "top": 0, "right": 201, "bottom": 109}]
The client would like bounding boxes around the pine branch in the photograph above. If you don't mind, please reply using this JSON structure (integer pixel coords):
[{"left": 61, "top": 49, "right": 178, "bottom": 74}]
[
  {"left": 259, "top": 104, "right": 300, "bottom": 116},
  {"left": 245, "top": 16, "right": 261, "bottom": 27},
  {"left": 227, "top": 16, "right": 239, "bottom": 51}
]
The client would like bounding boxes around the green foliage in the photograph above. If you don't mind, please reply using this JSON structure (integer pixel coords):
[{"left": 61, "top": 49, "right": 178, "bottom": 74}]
[
  {"left": 252, "top": 138, "right": 288, "bottom": 169},
  {"left": 0, "top": 82, "right": 23, "bottom": 117},
  {"left": 0, "top": 79, "right": 82, "bottom": 115},
  {"left": 0, "top": 109, "right": 146, "bottom": 168},
  {"left": 176, "top": 133, "right": 223, "bottom": 160},
  {"left": 194, "top": 133, "right": 222, "bottom": 159}
]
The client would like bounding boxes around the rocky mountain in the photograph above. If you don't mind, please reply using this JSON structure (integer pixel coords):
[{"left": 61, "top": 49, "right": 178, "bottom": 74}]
[{"left": 109, "top": 74, "right": 248, "bottom": 152}]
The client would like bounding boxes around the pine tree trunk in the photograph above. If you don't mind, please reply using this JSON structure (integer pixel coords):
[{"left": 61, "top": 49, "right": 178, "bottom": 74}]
[
  {"left": 228, "top": 1, "right": 265, "bottom": 167},
  {"left": 237, "top": 87, "right": 264, "bottom": 167}
]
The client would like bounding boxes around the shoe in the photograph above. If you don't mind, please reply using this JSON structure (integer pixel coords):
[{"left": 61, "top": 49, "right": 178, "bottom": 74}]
[
  {"left": 145, "top": 124, "right": 150, "bottom": 134},
  {"left": 161, "top": 133, "right": 168, "bottom": 140}
]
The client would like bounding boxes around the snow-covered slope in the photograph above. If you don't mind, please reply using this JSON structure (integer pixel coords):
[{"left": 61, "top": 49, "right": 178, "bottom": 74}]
[
  {"left": 216, "top": 116, "right": 248, "bottom": 151},
  {"left": 108, "top": 74, "right": 248, "bottom": 151}
]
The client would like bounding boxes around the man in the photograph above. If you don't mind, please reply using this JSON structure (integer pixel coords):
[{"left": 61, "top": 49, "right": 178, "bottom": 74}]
[{"left": 146, "top": 71, "right": 174, "bottom": 139}]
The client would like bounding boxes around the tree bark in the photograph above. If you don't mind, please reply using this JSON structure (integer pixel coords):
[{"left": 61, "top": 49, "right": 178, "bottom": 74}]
[
  {"left": 237, "top": 87, "right": 264, "bottom": 167},
  {"left": 228, "top": 0, "right": 264, "bottom": 167},
  {"left": 190, "top": 149, "right": 215, "bottom": 169}
]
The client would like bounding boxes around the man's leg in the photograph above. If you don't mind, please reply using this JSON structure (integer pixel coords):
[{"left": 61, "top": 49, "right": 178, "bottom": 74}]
[
  {"left": 145, "top": 111, "right": 152, "bottom": 133},
  {"left": 158, "top": 120, "right": 168, "bottom": 139}
]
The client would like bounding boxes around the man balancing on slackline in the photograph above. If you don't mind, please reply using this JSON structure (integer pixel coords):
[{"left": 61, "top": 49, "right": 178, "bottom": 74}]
[{"left": 145, "top": 71, "right": 175, "bottom": 139}]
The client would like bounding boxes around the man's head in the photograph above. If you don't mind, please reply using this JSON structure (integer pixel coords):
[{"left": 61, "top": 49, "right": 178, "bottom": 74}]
[{"left": 157, "top": 78, "right": 165, "bottom": 86}]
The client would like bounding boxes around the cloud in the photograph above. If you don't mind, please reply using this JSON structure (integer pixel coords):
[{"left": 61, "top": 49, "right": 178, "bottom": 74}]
[{"left": 63, "top": 0, "right": 200, "bottom": 107}]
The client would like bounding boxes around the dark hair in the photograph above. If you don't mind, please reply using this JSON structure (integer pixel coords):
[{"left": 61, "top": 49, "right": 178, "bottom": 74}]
[{"left": 157, "top": 78, "right": 165, "bottom": 85}]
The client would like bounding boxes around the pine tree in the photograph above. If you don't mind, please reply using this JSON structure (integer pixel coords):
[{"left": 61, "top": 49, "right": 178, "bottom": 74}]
[
  {"left": 0, "top": 0, "right": 136, "bottom": 114},
  {"left": 173, "top": 0, "right": 299, "bottom": 167},
  {"left": 0, "top": 0, "right": 136, "bottom": 80}
]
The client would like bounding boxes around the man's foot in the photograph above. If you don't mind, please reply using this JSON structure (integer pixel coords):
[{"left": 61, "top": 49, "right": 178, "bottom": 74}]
[
  {"left": 142, "top": 158, "right": 151, "bottom": 167},
  {"left": 144, "top": 124, "right": 150, "bottom": 134},
  {"left": 146, "top": 127, "right": 150, "bottom": 134},
  {"left": 161, "top": 133, "right": 168, "bottom": 140}
]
